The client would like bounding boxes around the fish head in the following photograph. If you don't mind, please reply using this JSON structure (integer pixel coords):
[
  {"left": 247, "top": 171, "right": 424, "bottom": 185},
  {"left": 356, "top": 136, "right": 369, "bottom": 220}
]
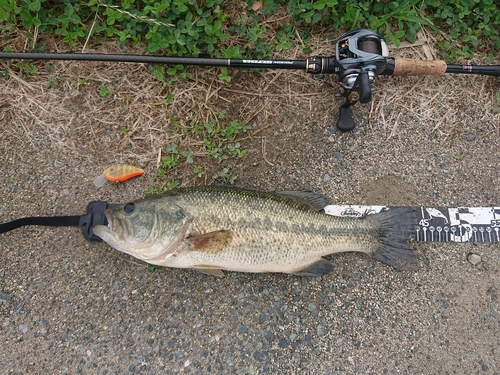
[{"left": 93, "top": 197, "right": 191, "bottom": 261}]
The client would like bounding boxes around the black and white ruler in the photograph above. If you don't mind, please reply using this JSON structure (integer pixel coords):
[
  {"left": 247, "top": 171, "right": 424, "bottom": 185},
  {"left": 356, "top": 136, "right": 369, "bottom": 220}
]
[{"left": 325, "top": 205, "right": 500, "bottom": 243}]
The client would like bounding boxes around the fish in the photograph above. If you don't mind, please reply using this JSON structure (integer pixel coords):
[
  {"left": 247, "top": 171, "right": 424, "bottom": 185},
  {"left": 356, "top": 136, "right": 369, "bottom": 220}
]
[{"left": 92, "top": 185, "right": 418, "bottom": 277}]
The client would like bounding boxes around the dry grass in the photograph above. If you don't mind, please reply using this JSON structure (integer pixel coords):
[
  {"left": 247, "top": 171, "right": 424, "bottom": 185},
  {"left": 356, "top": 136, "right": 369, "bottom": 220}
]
[
  {"left": 370, "top": 31, "right": 499, "bottom": 142},
  {"left": 1, "top": 26, "right": 498, "bottom": 184},
  {"left": 0, "top": 29, "right": 337, "bottom": 153}
]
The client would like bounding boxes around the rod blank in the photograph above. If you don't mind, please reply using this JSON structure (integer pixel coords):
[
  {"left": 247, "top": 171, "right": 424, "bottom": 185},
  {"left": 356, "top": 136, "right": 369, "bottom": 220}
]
[{"left": 0, "top": 52, "right": 307, "bottom": 71}]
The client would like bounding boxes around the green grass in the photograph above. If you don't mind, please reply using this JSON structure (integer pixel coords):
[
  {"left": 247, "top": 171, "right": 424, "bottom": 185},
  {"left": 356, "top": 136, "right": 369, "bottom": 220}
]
[{"left": 2, "top": 1, "right": 499, "bottom": 59}]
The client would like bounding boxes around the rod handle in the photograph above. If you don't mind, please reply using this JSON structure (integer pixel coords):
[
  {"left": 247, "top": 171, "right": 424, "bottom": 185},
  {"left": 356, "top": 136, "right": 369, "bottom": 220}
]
[{"left": 392, "top": 58, "right": 447, "bottom": 76}]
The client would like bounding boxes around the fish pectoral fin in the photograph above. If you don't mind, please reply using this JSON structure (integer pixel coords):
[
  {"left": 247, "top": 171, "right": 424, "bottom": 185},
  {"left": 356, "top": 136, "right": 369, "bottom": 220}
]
[
  {"left": 186, "top": 230, "right": 233, "bottom": 253},
  {"left": 192, "top": 265, "right": 225, "bottom": 277},
  {"left": 291, "top": 258, "right": 335, "bottom": 277}
]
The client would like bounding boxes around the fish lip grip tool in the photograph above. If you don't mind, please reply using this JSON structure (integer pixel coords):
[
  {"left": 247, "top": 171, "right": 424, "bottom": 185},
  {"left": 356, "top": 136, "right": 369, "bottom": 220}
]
[{"left": 0, "top": 201, "right": 118, "bottom": 242}]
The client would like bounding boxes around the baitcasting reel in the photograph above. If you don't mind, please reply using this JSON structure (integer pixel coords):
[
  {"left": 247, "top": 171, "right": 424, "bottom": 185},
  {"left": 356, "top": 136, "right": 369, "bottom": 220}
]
[{"left": 334, "top": 29, "right": 389, "bottom": 131}]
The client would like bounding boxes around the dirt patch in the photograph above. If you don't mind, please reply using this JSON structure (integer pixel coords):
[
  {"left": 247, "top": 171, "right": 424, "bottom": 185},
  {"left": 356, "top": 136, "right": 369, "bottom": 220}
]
[{"left": 358, "top": 174, "right": 421, "bottom": 206}]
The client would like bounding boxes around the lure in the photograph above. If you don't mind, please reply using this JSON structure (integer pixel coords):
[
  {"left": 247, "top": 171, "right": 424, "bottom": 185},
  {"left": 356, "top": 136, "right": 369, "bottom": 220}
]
[{"left": 93, "top": 164, "right": 144, "bottom": 188}]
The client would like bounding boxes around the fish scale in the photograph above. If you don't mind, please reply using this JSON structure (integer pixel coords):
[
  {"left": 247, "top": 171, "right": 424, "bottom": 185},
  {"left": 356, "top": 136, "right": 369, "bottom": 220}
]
[{"left": 93, "top": 186, "right": 418, "bottom": 276}]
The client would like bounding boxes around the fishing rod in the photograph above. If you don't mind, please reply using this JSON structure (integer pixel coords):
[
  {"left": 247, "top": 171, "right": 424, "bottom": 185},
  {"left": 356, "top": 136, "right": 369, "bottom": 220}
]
[{"left": 1, "top": 29, "right": 499, "bottom": 131}]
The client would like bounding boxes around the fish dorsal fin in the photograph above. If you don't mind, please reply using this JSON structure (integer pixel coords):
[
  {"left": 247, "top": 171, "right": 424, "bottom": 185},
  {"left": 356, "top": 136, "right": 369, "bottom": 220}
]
[
  {"left": 276, "top": 190, "right": 331, "bottom": 211},
  {"left": 187, "top": 230, "right": 233, "bottom": 253}
]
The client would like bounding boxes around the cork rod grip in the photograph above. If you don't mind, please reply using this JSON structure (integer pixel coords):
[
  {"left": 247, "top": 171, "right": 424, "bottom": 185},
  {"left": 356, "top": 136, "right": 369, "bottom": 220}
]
[{"left": 392, "top": 58, "right": 447, "bottom": 76}]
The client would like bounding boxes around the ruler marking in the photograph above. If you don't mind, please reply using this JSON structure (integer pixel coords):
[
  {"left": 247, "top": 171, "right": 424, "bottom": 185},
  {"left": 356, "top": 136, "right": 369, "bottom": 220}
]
[
  {"left": 487, "top": 227, "right": 492, "bottom": 243},
  {"left": 323, "top": 205, "right": 499, "bottom": 243}
]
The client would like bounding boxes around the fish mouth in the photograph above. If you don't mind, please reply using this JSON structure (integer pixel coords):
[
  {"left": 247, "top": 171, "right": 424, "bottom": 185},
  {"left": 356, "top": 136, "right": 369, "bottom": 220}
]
[
  {"left": 93, "top": 210, "right": 136, "bottom": 256},
  {"left": 104, "top": 210, "right": 128, "bottom": 242}
]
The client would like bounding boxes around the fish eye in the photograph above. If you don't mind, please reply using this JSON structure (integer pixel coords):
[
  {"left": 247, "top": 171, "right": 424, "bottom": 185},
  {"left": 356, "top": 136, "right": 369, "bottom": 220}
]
[{"left": 123, "top": 203, "right": 136, "bottom": 214}]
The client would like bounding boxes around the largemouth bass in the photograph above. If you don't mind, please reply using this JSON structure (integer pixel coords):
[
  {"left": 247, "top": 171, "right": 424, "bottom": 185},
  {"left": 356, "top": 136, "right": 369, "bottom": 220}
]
[{"left": 93, "top": 186, "right": 418, "bottom": 276}]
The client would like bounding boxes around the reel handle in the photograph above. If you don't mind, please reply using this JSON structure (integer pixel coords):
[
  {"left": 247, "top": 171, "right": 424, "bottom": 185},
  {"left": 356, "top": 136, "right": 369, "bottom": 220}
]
[
  {"left": 335, "top": 71, "right": 373, "bottom": 131},
  {"left": 336, "top": 106, "right": 355, "bottom": 132}
]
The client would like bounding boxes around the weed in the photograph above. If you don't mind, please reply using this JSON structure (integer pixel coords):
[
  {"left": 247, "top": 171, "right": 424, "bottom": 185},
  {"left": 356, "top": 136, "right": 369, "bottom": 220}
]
[
  {"left": 180, "top": 149, "right": 194, "bottom": 164},
  {"left": 71, "top": 78, "right": 87, "bottom": 89},
  {"left": 145, "top": 186, "right": 163, "bottom": 195},
  {"left": 212, "top": 166, "right": 236, "bottom": 185},
  {"left": 147, "top": 263, "right": 160, "bottom": 273},
  {"left": 47, "top": 77, "right": 56, "bottom": 88},
  {"left": 161, "top": 153, "right": 180, "bottom": 171},
  {"left": 193, "top": 165, "right": 204, "bottom": 177},
  {"left": 225, "top": 143, "right": 246, "bottom": 159},
  {"left": 222, "top": 120, "right": 251, "bottom": 141},
  {"left": 99, "top": 85, "right": 113, "bottom": 98},
  {"left": 218, "top": 67, "right": 232, "bottom": 83},
  {"left": 154, "top": 109, "right": 255, "bottom": 187},
  {"left": 16, "top": 61, "right": 38, "bottom": 75},
  {"left": 165, "top": 181, "right": 181, "bottom": 190}
]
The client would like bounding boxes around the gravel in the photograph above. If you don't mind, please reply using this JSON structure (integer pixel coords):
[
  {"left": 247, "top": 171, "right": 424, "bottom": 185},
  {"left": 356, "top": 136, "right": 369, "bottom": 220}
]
[
  {"left": 333, "top": 151, "right": 344, "bottom": 160},
  {"left": 467, "top": 253, "right": 482, "bottom": 265},
  {"left": 18, "top": 324, "right": 28, "bottom": 334}
]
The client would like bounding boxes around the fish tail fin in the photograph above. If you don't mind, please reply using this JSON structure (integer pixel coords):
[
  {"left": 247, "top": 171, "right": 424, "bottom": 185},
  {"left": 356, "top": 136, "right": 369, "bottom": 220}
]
[{"left": 366, "top": 207, "right": 418, "bottom": 270}]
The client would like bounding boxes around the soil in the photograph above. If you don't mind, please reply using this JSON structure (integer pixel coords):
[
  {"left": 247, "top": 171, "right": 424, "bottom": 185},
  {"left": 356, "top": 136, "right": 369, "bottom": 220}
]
[{"left": 1, "top": 30, "right": 499, "bottom": 374}]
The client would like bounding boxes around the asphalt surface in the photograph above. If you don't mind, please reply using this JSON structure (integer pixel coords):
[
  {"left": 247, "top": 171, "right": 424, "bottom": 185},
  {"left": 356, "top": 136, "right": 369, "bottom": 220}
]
[{"left": 1, "top": 52, "right": 499, "bottom": 374}]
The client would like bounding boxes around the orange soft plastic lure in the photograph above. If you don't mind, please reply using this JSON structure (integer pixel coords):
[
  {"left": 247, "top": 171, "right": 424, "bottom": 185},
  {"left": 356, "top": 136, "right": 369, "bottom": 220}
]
[{"left": 93, "top": 164, "right": 144, "bottom": 187}]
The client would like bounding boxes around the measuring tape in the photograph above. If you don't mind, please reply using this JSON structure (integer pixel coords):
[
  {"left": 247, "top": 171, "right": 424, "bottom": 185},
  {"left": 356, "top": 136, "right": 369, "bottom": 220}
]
[{"left": 324, "top": 205, "right": 500, "bottom": 243}]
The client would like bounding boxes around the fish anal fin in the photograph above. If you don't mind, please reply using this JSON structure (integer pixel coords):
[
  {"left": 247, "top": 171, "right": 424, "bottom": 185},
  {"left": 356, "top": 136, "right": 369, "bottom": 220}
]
[
  {"left": 291, "top": 258, "right": 335, "bottom": 277},
  {"left": 187, "top": 230, "right": 233, "bottom": 254},
  {"left": 192, "top": 265, "right": 225, "bottom": 277}
]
